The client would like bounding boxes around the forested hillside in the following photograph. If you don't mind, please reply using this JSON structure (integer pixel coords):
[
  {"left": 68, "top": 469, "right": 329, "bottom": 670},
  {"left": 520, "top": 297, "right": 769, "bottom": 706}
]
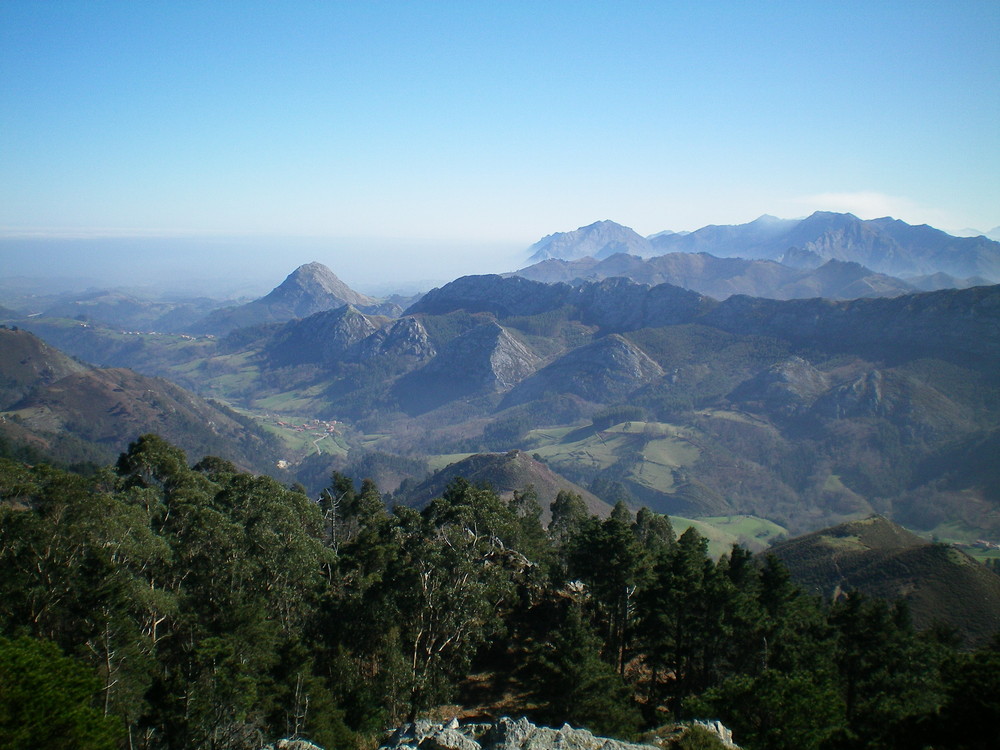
[{"left": 1, "top": 437, "right": 997, "bottom": 749}]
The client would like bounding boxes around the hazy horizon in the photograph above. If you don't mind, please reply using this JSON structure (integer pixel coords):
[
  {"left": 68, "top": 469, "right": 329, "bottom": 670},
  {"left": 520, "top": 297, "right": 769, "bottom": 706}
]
[{"left": 3, "top": 208, "right": 1000, "bottom": 300}]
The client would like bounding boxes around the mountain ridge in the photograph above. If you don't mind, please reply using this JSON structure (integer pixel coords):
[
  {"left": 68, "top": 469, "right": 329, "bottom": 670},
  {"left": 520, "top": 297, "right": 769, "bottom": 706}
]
[
  {"left": 514, "top": 253, "right": 925, "bottom": 300},
  {"left": 0, "top": 328, "right": 282, "bottom": 472}
]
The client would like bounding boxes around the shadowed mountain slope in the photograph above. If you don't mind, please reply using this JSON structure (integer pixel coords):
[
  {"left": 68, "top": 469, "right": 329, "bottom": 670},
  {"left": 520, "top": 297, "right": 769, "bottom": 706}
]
[
  {"left": 412, "top": 275, "right": 999, "bottom": 369},
  {"left": 768, "top": 516, "right": 1000, "bottom": 647},
  {"left": 394, "top": 449, "right": 612, "bottom": 520}
]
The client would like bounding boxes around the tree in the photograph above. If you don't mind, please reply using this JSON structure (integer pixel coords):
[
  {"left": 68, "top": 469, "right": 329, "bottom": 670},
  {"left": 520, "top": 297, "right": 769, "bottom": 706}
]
[
  {"left": 0, "top": 636, "right": 123, "bottom": 750},
  {"left": 632, "top": 506, "right": 675, "bottom": 555},
  {"left": 510, "top": 485, "right": 552, "bottom": 570},
  {"left": 637, "top": 526, "right": 720, "bottom": 713},
  {"left": 569, "top": 511, "right": 650, "bottom": 674},
  {"left": 549, "top": 490, "right": 589, "bottom": 545},
  {"left": 529, "top": 602, "right": 641, "bottom": 739},
  {"left": 385, "top": 481, "right": 521, "bottom": 717},
  {"left": 689, "top": 668, "right": 843, "bottom": 750},
  {"left": 827, "top": 593, "right": 946, "bottom": 748}
]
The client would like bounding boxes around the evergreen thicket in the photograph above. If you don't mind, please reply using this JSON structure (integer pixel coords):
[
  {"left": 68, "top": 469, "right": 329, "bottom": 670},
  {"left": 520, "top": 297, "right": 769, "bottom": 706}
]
[{"left": 0, "top": 434, "right": 997, "bottom": 749}]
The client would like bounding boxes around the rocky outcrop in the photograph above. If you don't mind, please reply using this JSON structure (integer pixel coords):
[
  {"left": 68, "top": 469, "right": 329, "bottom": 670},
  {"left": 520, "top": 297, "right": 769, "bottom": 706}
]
[
  {"left": 356, "top": 316, "right": 437, "bottom": 362},
  {"left": 506, "top": 334, "right": 663, "bottom": 406},
  {"left": 377, "top": 716, "right": 739, "bottom": 750},
  {"left": 419, "top": 322, "right": 541, "bottom": 392},
  {"left": 728, "top": 356, "right": 830, "bottom": 416},
  {"left": 266, "top": 305, "right": 380, "bottom": 366},
  {"left": 392, "top": 322, "right": 542, "bottom": 414},
  {"left": 380, "top": 717, "right": 649, "bottom": 750}
]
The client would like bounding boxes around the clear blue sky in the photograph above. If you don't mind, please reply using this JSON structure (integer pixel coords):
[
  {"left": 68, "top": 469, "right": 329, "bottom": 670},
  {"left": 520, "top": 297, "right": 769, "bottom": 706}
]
[{"left": 1, "top": 1, "right": 998, "bottom": 290}]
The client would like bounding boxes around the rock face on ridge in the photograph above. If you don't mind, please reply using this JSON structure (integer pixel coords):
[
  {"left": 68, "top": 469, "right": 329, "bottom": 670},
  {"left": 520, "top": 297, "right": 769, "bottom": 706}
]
[
  {"left": 421, "top": 321, "right": 540, "bottom": 391},
  {"left": 727, "top": 356, "right": 831, "bottom": 417}
]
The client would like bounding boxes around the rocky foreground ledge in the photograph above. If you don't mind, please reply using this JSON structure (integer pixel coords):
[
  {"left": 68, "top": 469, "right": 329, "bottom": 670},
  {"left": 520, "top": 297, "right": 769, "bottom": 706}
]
[
  {"left": 378, "top": 717, "right": 739, "bottom": 750},
  {"left": 264, "top": 715, "right": 739, "bottom": 750}
]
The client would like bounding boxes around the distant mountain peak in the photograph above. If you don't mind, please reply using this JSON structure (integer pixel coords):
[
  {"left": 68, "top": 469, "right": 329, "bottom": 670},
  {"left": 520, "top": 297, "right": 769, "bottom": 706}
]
[{"left": 527, "top": 220, "right": 652, "bottom": 262}]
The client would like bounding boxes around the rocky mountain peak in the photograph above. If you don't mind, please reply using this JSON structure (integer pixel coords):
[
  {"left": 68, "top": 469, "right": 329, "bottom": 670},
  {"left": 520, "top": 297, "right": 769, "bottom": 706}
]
[
  {"left": 193, "top": 262, "right": 378, "bottom": 335},
  {"left": 263, "top": 262, "right": 375, "bottom": 314},
  {"left": 429, "top": 321, "right": 540, "bottom": 391},
  {"left": 392, "top": 321, "right": 542, "bottom": 414}
]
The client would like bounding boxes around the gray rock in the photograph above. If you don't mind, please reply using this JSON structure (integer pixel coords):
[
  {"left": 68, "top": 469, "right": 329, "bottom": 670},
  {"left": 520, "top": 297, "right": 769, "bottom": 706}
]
[
  {"left": 264, "top": 739, "right": 326, "bottom": 750},
  {"left": 425, "top": 727, "right": 481, "bottom": 750},
  {"left": 690, "top": 720, "right": 738, "bottom": 749}
]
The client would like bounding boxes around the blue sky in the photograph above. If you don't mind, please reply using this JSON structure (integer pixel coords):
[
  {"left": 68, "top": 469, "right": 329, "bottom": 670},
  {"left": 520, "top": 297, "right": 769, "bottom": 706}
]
[{"left": 1, "top": 1, "right": 998, "bottom": 291}]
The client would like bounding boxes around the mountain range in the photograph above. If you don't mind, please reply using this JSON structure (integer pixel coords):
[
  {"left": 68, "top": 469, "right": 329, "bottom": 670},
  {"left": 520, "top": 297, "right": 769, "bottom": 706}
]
[
  {"left": 9, "top": 265, "right": 997, "bottom": 544},
  {"left": 527, "top": 213, "right": 1000, "bottom": 282},
  {"left": 3, "top": 208, "right": 1000, "bottom": 548}
]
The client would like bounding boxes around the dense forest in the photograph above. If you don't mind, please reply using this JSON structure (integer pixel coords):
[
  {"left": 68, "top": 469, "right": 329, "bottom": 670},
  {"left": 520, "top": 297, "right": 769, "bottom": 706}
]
[{"left": 0, "top": 435, "right": 997, "bottom": 750}]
